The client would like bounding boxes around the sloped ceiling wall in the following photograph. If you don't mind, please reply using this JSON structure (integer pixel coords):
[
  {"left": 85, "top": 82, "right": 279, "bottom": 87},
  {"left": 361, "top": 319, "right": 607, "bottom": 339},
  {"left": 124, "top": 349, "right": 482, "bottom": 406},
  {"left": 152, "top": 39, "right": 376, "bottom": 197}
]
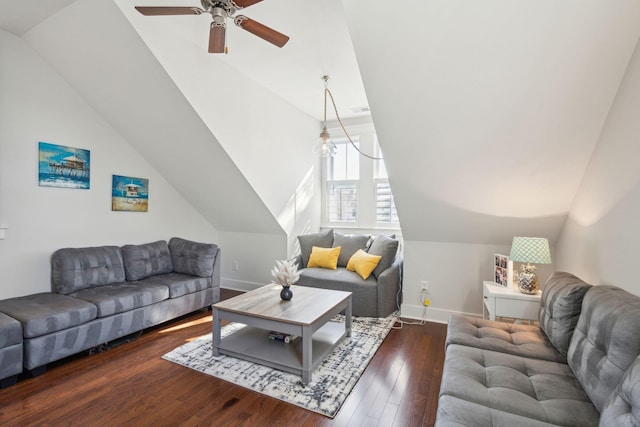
[
  {"left": 341, "top": 0, "right": 640, "bottom": 245},
  {"left": 19, "top": 0, "right": 317, "bottom": 236}
]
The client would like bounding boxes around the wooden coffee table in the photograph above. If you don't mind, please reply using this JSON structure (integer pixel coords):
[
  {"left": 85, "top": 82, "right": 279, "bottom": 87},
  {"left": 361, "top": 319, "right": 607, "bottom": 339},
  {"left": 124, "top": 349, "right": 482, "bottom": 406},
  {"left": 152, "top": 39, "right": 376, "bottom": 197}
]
[{"left": 212, "top": 284, "right": 352, "bottom": 384}]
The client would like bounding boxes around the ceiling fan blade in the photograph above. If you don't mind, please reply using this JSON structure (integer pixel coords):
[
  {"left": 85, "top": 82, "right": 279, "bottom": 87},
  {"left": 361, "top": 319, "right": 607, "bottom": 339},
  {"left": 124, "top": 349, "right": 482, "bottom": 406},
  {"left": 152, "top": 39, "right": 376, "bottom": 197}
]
[
  {"left": 209, "top": 23, "right": 226, "bottom": 53},
  {"left": 230, "top": 0, "right": 264, "bottom": 8},
  {"left": 234, "top": 16, "right": 289, "bottom": 48},
  {"left": 135, "top": 6, "right": 205, "bottom": 16}
]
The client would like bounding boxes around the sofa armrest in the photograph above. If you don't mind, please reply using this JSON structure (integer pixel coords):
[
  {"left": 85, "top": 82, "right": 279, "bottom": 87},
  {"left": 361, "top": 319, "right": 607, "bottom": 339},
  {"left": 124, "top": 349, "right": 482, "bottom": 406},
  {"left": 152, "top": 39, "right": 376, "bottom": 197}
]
[
  {"left": 292, "top": 254, "right": 303, "bottom": 270},
  {"left": 376, "top": 255, "right": 402, "bottom": 317}
]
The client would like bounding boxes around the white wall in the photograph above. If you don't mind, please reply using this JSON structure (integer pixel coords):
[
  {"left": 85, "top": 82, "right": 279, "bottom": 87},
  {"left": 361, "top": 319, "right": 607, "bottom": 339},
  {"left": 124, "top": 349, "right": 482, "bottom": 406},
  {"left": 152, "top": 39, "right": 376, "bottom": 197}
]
[
  {"left": 401, "top": 240, "right": 555, "bottom": 323},
  {"left": 556, "top": 38, "right": 640, "bottom": 296},
  {"left": 0, "top": 30, "right": 218, "bottom": 299}
]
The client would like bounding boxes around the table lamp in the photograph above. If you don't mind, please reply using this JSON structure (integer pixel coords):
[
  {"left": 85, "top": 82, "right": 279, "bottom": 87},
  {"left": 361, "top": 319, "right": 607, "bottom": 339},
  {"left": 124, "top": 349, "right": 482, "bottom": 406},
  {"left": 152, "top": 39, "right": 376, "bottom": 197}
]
[{"left": 509, "top": 237, "right": 551, "bottom": 294}]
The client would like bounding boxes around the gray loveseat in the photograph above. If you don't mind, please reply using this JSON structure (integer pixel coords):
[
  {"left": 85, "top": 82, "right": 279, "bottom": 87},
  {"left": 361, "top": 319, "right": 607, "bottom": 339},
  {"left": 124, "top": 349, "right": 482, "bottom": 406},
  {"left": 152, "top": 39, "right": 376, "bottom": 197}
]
[
  {"left": 0, "top": 237, "right": 219, "bottom": 385},
  {"left": 293, "top": 229, "right": 401, "bottom": 317},
  {"left": 435, "top": 272, "right": 640, "bottom": 426}
]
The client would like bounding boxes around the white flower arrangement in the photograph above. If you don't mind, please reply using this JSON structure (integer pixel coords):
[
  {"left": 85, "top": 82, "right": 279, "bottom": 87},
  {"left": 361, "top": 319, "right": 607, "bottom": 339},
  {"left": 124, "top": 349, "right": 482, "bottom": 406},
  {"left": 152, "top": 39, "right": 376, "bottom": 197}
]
[{"left": 271, "top": 258, "right": 300, "bottom": 288}]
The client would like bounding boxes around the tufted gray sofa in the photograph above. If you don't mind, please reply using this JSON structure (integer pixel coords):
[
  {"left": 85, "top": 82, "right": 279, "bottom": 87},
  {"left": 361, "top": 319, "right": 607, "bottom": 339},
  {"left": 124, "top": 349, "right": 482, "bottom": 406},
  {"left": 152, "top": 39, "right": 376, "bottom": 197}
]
[
  {"left": 0, "top": 237, "right": 219, "bottom": 386},
  {"left": 293, "top": 230, "right": 402, "bottom": 318},
  {"left": 435, "top": 272, "right": 640, "bottom": 426}
]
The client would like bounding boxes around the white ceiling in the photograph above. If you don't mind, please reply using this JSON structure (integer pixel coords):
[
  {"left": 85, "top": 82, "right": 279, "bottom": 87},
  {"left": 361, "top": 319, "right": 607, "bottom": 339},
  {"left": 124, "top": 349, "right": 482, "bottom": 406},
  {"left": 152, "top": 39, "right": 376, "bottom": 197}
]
[
  {"left": 4, "top": 0, "right": 640, "bottom": 245},
  {"left": 0, "top": 0, "right": 369, "bottom": 122},
  {"left": 116, "top": 0, "right": 369, "bottom": 121}
]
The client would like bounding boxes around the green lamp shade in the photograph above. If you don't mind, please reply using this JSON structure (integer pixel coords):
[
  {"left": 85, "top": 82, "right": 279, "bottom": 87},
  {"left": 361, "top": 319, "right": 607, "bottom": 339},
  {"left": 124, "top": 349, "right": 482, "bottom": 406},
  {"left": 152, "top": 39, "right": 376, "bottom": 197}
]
[{"left": 509, "top": 237, "right": 551, "bottom": 264}]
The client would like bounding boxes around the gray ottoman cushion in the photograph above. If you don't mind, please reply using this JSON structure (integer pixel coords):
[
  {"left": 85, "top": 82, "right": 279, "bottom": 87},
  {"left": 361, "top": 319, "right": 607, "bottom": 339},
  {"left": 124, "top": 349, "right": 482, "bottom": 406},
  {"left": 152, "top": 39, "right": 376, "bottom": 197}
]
[
  {"left": 141, "top": 273, "right": 211, "bottom": 298},
  {"left": 439, "top": 344, "right": 599, "bottom": 427},
  {"left": 446, "top": 315, "right": 565, "bottom": 363},
  {"left": 332, "top": 232, "right": 370, "bottom": 268},
  {"left": 539, "top": 272, "right": 591, "bottom": 357},
  {"left": 0, "top": 312, "right": 22, "bottom": 347},
  {"left": 298, "top": 229, "right": 334, "bottom": 268},
  {"left": 52, "top": 246, "right": 125, "bottom": 294},
  {"left": 70, "top": 283, "right": 169, "bottom": 317},
  {"left": 599, "top": 354, "right": 640, "bottom": 427},
  {"left": 169, "top": 237, "right": 218, "bottom": 278},
  {"left": 0, "top": 313, "right": 22, "bottom": 382},
  {"left": 0, "top": 293, "right": 97, "bottom": 338},
  {"left": 568, "top": 285, "right": 640, "bottom": 412},
  {"left": 121, "top": 240, "right": 173, "bottom": 281}
]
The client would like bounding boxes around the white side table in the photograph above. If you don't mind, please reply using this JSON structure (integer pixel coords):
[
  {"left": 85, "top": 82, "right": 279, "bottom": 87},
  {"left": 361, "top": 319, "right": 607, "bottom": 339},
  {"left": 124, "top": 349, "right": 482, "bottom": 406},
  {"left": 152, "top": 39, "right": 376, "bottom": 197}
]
[{"left": 482, "top": 281, "right": 541, "bottom": 321}]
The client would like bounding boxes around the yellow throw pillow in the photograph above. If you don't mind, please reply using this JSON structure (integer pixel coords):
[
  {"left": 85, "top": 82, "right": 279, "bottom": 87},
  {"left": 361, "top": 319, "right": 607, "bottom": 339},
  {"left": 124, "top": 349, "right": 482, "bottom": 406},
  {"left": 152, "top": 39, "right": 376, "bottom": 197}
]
[
  {"left": 307, "top": 246, "right": 341, "bottom": 269},
  {"left": 346, "top": 249, "right": 382, "bottom": 280}
]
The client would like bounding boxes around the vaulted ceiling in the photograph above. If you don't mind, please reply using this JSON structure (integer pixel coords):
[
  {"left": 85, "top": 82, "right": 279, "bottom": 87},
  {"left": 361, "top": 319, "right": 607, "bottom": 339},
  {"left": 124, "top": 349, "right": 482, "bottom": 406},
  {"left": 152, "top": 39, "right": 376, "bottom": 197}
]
[{"left": 2, "top": 0, "right": 640, "bottom": 245}]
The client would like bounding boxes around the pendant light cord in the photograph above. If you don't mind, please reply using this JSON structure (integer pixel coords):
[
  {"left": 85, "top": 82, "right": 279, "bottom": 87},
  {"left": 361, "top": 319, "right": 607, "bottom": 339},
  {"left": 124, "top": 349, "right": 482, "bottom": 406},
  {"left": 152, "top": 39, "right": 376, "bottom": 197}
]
[{"left": 323, "top": 80, "right": 383, "bottom": 161}]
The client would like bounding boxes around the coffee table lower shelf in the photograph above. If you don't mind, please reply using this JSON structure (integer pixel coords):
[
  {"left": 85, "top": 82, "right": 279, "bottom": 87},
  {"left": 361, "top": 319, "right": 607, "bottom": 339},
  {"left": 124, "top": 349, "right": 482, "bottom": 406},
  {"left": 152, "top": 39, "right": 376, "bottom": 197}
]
[{"left": 216, "top": 321, "right": 347, "bottom": 381}]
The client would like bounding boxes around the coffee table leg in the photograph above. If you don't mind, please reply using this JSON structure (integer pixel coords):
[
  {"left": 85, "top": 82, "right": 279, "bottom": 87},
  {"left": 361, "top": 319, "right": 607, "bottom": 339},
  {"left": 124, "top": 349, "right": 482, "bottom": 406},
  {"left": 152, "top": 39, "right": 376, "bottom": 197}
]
[
  {"left": 212, "top": 308, "right": 221, "bottom": 357},
  {"left": 346, "top": 296, "right": 352, "bottom": 337},
  {"left": 302, "top": 325, "right": 312, "bottom": 384}
]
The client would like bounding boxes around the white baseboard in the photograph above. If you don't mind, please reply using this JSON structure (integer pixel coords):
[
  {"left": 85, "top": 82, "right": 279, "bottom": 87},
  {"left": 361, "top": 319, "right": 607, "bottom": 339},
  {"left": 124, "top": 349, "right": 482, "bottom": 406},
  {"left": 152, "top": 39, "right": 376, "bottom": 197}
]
[
  {"left": 221, "top": 278, "right": 264, "bottom": 292},
  {"left": 400, "top": 303, "right": 482, "bottom": 324}
]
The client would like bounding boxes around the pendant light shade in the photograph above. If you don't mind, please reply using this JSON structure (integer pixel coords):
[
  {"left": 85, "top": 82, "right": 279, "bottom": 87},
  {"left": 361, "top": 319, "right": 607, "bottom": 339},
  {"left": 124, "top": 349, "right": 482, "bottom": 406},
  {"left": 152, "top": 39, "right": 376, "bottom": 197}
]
[{"left": 313, "top": 124, "right": 337, "bottom": 157}]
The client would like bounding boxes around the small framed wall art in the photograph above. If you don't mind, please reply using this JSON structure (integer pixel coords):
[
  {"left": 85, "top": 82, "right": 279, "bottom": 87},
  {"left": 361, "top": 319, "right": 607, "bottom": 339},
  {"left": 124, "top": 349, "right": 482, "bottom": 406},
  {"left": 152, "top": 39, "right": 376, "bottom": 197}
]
[
  {"left": 111, "top": 175, "right": 149, "bottom": 212},
  {"left": 493, "top": 254, "right": 513, "bottom": 287},
  {"left": 38, "top": 142, "right": 90, "bottom": 189}
]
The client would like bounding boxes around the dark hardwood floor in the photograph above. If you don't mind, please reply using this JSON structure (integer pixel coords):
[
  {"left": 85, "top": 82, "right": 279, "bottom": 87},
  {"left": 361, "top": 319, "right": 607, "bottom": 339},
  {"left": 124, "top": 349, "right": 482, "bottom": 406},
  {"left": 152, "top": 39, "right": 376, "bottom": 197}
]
[{"left": 0, "top": 290, "right": 447, "bottom": 426}]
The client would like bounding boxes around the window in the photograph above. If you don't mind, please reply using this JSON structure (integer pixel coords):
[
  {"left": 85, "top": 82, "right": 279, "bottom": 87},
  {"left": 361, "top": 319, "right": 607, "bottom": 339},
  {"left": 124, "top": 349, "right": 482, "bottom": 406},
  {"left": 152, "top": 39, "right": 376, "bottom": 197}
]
[
  {"left": 322, "top": 129, "right": 399, "bottom": 228},
  {"left": 373, "top": 142, "right": 399, "bottom": 224},
  {"left": 326, "top": 139, "right": 359, "bottom": 223}
]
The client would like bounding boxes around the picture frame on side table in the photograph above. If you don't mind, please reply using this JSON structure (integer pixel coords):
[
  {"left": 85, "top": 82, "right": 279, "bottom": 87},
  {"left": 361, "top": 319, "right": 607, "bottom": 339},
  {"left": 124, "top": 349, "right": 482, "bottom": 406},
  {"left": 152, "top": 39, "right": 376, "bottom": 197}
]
[{"left": 493, "top": 254, "right": 513, "bottom": 287}]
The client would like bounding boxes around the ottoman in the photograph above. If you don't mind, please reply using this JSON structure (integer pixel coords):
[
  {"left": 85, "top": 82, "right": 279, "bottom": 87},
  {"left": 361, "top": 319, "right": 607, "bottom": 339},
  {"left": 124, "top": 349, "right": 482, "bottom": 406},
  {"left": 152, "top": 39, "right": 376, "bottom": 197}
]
[
  {"left": 0, "top": 312, "right": 23, "bottom": 387},
  {"left": 0, "top": 292, "right": 97, "bottom": 373}
]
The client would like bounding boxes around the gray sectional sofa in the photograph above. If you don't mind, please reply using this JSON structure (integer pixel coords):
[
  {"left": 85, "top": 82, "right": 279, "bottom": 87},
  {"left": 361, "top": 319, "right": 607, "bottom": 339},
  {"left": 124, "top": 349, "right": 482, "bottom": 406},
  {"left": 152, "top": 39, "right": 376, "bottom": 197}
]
[
  {"left": 436, "top": 272, "right": 640, "bottom": 426},
  {"left": 294, "top": 229, "right": 401, "bottom": 317},
  {"left": 0, "top": 237, "right": 219, "bottom": 386}
]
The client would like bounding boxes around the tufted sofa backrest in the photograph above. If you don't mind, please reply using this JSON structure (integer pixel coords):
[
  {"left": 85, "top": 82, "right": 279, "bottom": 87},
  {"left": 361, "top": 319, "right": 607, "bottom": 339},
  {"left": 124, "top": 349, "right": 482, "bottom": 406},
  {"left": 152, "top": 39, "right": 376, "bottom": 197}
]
[
  {"left": 567, "top": 285, "right": 640, "bottom": 412},
  {"left": 600, "top": 354, "right": 640, "bottom": 426},
  {"left": 51, "top": 246, "right": 125, "bottom": 294}
]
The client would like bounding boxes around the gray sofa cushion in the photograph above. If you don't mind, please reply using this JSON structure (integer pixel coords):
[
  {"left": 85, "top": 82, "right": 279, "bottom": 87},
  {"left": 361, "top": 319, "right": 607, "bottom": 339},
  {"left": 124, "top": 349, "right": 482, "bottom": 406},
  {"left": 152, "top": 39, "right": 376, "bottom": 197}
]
[
  {"left": 298, "top": 229, "right": 334, "bottom": 267},
  {"left": 538, "top": 272, "right": 591, "bottom": 357},
  {"left": 436, "top": 395, "right": 561, "bottom": 427},
  {"left": 70, "top": 283, "right": 169, "bottom": 317},
  {"left": 332, "top": 232, "right": 370, "bottom": 268},
  {"left": 367, "top": 234, "right": 399, "bottom": 279},
  {"left": 445, "top": 315, "right": 565, "bottom": 363},
  {"left": 169, "top": 237, "right": 218, "bottom": 278},
  {"left": 52, "top": 246, "right": 126, "bottom": 294},
  {"left": 439, "top": 344, "right": 599, "bottom": 427},
  {"left": 568, "top": 285, "right": 640, "bottom": 412},
  {"left": 297, "top": 267, "right": 378, "bottom": 317},
  {"left": 0, "top": 293, "right": 97, "bottom": 338},
  {"left": 121, "top": 240, "right": 173, "bottom": 281},
  {"left": 141, "top": 273, "right": 211, "bottom": 299},
  {"left": 599, "top": 354, "right": 640, "bottom": 426}
]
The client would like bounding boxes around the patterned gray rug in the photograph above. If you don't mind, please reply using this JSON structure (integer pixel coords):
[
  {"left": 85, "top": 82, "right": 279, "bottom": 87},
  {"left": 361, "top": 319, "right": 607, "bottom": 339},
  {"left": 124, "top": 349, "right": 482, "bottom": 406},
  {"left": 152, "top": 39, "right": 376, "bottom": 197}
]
[{"left": 162, "top": 314, "right": 396, "bottom": 418}]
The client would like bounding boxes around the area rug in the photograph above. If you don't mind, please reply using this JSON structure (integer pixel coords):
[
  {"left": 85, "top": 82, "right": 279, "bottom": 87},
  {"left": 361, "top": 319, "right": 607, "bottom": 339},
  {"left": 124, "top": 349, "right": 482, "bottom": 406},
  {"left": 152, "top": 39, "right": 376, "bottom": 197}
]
[{"left": 162, "top": 314, "right": 396, "bottom": 418}]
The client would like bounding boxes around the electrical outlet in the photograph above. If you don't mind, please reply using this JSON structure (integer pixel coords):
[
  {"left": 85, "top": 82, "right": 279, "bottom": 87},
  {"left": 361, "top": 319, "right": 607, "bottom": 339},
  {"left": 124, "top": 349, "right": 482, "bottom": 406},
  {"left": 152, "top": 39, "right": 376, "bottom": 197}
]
[
  {"left": 420, "top": 280, "right": 429, "bottom": 293},
  {"left": 232, "top": 260, "right": 239, "bottom": 271}
]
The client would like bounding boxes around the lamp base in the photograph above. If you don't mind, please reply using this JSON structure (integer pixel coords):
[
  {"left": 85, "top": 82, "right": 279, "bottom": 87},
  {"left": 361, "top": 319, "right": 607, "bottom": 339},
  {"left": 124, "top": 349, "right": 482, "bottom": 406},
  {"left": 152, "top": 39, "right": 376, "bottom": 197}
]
[{"left": 517, "top": 271, "right": 539, "bottom": 294}]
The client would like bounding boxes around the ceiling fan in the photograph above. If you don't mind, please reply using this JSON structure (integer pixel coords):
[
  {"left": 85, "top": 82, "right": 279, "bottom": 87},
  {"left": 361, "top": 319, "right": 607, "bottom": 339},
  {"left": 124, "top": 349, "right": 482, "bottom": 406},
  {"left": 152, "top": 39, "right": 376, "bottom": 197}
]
[{"left": 135, "top": 0, "right": 289, "bottom": 54}]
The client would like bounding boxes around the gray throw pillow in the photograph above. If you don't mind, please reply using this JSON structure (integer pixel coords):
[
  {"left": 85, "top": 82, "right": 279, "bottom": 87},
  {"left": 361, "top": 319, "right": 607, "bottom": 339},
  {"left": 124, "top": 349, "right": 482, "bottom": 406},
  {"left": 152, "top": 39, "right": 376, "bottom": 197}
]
[
  {"left": 333, "top": 232, "right": 370, "bottom": 268},
  {"left": 298, "top": 229, "right": 334, "bottom": 267},
  {"left": 367, "top": 234, "right": 399, "bottom": 279},
  {"left": 539, "top": 272, "right": 592, "bottom": 356}
]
